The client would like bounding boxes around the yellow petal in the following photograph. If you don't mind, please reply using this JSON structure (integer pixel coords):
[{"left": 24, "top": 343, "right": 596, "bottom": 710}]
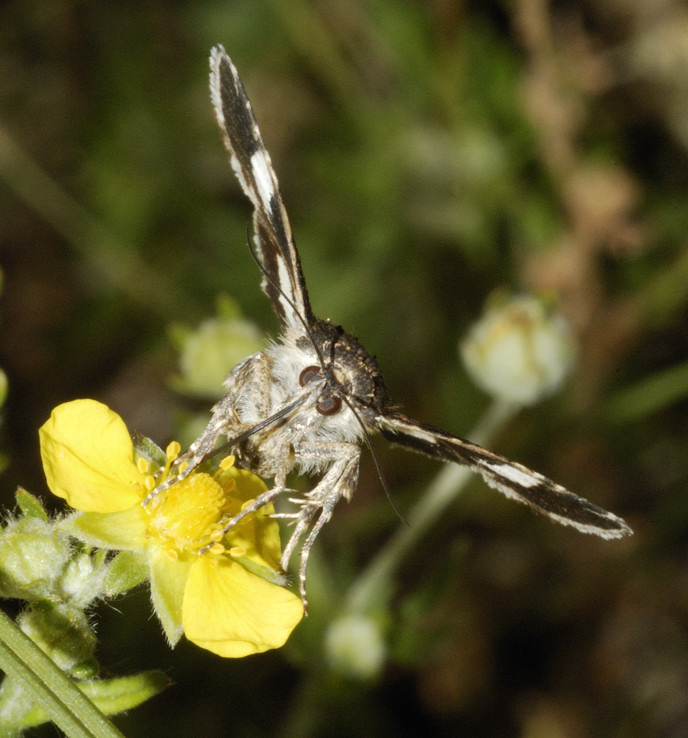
[
  {"left": 183, "top": 555, "right": 303, "bottom": 657},
  {"left": 39, "top": 400, "right": 146, "bottom": 512},
  {"left": 220, "top": 467, "right": 282, "bottom": 569},
  {"left": 150, "top": 547, "right": 193, "bottom": 647}
]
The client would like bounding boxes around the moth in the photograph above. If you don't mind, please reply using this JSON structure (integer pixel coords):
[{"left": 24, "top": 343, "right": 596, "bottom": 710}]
[{"left": 151, "top": 46, "right": 632, "bottom": 608}]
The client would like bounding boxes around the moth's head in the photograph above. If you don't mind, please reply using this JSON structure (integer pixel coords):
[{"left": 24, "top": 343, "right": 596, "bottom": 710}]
[{"left": 295, "top": 320, "right": 391, "bottom": 424}]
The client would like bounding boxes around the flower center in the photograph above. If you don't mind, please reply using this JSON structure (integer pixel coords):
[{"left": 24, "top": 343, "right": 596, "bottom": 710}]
[{"left": 148, "top": 472, "right": 229, "bottom": 554}]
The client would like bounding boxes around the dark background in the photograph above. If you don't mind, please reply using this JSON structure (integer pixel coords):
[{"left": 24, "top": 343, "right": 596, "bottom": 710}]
[{"left": 2, "top": 1, "right": 688, "bottom": 736}]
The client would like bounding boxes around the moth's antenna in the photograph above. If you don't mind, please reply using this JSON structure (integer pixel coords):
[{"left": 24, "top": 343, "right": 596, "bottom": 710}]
[
  {"left": 246, "top": 228, "right": 327, "bottom": 369},
  {"left": 340, "top": 394, "right": 408, "bottom": 526}
]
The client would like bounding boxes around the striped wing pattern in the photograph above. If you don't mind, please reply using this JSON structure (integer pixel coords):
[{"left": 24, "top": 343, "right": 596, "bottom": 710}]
[
  {"left": 210, "top": 46, "right": 313, "bottom": 331},
  {"left": 377, "top": 411, "right": 632, "bottom": 539}
]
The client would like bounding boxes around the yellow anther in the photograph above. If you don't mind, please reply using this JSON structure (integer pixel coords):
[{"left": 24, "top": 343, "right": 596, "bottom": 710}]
[
  {"left": 219, "top": 455, "right": 236, "bottom": 470},
  {"left": 165, "top": 441, "right": 181, "bottom": 461}
]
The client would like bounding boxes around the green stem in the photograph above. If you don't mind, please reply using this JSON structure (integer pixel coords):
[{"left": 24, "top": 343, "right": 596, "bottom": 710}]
[
  {"left": 345, "top": 399, "right": 519, "bottom": 614},
  {"left": 0, "top": 609, "right": 124, "bottom": 738}
]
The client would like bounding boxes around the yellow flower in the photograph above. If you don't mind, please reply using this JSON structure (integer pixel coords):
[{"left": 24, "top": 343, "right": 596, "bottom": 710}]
[{"left": 39, "top": 399, "right": 303, "bottom": 657}]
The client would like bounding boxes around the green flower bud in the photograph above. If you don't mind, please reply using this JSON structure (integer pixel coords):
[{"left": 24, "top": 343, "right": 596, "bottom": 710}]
[
  {"left": 18, "top": 603, "right": 96, "bottom": 676},
  {"left": 170, "top": 296, "right": 263, "bottom": 398},
  {"left": 0, "top": 517, "right": 72, "bottom": 601},
  {"left": 460, "top": 294, "right": 576, "bottom": 406}
]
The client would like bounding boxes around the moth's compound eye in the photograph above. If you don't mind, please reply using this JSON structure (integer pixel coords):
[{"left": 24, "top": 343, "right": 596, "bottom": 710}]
[
  {"left": 316, "top": 395, "right": 342, "bottom": 416},
  {"left": 299, "top": 366, "right": 321, "bottom": 386}
]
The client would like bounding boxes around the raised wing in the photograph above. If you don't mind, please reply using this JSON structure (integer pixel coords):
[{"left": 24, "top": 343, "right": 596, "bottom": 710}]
[
  {"left": 210, "top": 45, "right": 313, "bottom": 330},
  {"left": 377, "top": 411, "right": 632, "bottom": 539}
]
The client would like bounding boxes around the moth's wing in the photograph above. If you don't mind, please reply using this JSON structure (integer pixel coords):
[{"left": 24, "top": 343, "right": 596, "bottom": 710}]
[
  {"left": 210, "top": 45, "right": 313, "bottom": 331},
  {"left": 376, "top": 411, "right": 632, "bottom": 539}
]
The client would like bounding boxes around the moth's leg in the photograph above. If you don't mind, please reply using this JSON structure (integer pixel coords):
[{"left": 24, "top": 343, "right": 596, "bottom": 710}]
[
  {"left": 192, "top": 435, "right": 292, "bottom": 544},
  {"left": 181, "top": 350, "right": 272, "bottom": 467},
  {"left": 279, "top": 441, "right": 361, "bottom": 608},
  {"left": 215, "top": 485, "right": 285, "bottom": 537},
  {"left": 144, "top": 351, "right": 272, "bottom": 503}
]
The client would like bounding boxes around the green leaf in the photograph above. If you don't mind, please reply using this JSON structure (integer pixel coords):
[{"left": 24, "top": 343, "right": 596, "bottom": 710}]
[
  {"left": 14, "top": 489, "right": 48, "bottom": 522},
  {"left": 81, "top": 670, "right": 169, "bottom": 715},
  {"left": 9, "top": 671, "right": 168, "bottom": 728},
  {"left": 133, "top": 434, "right": 167, "bottom": 468},
  {"left": 105, "top": 551, "right": 149, "bottom": 596}
]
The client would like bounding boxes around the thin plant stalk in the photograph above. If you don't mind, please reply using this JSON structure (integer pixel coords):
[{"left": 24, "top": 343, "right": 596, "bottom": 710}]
[
  {"left": 0, "top": 609, "right": 124, "bottom": 738},
  {"left": 345, "top": 399, "right": 518, "bottom": 614}
]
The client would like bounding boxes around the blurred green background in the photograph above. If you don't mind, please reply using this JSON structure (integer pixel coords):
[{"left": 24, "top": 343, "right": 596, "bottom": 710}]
[{"left": 1, "top": 0, "right": 688, "bottom": 736}]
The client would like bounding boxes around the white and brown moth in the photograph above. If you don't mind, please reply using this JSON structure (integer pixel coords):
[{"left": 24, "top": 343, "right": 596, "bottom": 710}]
[{"left": 150, "top": 46, "right": 632, "bottom": 608}]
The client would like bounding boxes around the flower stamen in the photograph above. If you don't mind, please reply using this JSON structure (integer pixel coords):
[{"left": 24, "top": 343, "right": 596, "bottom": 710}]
[
  {"left": 154, "top": 440, "right": 184, "bottom": 486},
  {"left": 148, "top": 472, "right": 229, "bottom": 555},
  {"left": 165, "top": 441, "right": 181, "bottom": 462},
  {"left": 219, "top": 455, "right": 235, "bottom": 470}
]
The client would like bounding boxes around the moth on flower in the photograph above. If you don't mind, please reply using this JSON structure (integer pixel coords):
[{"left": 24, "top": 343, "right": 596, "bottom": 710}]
[{"left": 149, "top": 46, "right": 632, "bottom": 610}]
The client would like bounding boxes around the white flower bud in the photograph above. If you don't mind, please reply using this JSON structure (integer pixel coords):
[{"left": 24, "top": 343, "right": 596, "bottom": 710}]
[
  {"left": 460, "top": 294, "right": 576, "bottom": 406},
  {"left": 60, "top": 551, "right": 106, "bottom": 607},
  {"left": 325, "top": 614, "right": 386, "bottom": 680}
]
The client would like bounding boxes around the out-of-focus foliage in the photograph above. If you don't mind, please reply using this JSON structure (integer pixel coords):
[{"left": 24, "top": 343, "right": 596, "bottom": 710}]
[{"left": 1, "top": 1, "right": 688, "bottom": 736}]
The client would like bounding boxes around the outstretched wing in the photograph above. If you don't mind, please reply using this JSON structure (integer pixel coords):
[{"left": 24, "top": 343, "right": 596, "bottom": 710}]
[
  {"left": 210, "top": 45, "right": 313, "bottom": 331},
  {"left": 377, "top": 411, "right": 632, "bottom": 539}
]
